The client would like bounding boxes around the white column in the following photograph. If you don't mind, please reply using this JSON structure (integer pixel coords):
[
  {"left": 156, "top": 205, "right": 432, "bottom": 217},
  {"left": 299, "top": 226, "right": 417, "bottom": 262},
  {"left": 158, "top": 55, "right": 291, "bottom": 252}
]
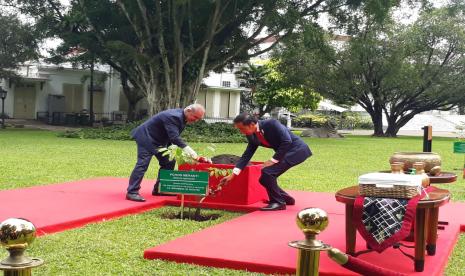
[
  {"left": 4, "top": 83, "right": 14, "bottom": 117},
  {"left": 235, "top": 92, "right": 240, "bottom": 115},
  {"left": 287, "top": 113, "right": 292, "bottom": 129},
  {"left": 213, "top": 90, "right": 221, "bottom": 117},
  {"left": 0, "top": 80, "right": 13, "bottom": 117},
  {"left": 104, "top": 69, "right": 121, "bottom": 114}
]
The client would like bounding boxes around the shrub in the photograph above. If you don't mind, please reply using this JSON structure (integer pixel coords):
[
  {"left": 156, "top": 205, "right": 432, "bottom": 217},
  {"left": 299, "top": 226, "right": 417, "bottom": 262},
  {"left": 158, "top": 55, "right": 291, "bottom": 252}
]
[
  {"left": 293, "top": 114, "right": 328, "bottom": 128},
  {"left": 292, "top": 112, "right": 373, "bottom": 130},
  {"left": 57, "top": 120, "right": 246, "bottom": 143},
  {"left": 336, "top": 112, "right": 373, "bottom": 130},
  {"left": 181, "top": 121, "right": 246, "bottom": 143},
  {"left": 357, "top": 119, "right": 374, "bottom": 130}
]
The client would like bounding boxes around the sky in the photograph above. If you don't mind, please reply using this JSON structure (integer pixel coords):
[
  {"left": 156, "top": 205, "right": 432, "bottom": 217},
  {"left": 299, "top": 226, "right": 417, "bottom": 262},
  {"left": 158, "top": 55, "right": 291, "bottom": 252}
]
[{"left": 3, "top": 0, "right": 451, "bottom": 59}]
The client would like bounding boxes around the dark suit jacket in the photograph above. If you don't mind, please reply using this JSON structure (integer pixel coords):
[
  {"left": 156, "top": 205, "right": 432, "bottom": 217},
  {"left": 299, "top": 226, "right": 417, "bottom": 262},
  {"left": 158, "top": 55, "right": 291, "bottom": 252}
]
[
  {"left": 131, "top": 108, "right": 187, "bottom": 155},
  {"left": 235, "top": 119, "right": 312, "bottom": 169}
]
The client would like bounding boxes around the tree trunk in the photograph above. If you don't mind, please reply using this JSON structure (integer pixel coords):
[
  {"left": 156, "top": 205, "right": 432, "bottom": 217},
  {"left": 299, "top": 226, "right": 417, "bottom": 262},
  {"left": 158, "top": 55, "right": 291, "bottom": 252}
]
[
  {"left": 140, "top": 80, "right": 187, "bottom": 115},
  {"left": 367, "top": 102, "right": 384, "bottom": 136},
  {"left": 459, "top": 105, "right": 465, "bottom": 115},
  {"left": 142, "top": 75, "right": 178, "bottom": 116},
  {"left": 89, "top": 59, "right": 94, "bottom": 126},
  {"left": 384, "top": 124, "right": 399, "bottom": 137},
  {"left": 127, "top": 102, "right": 137, "bottom": 121},
  {"left": 180, "top": 83, "right": 197, "bottom": 107},
  {"left": 120, "top": 75, "right": 143, "bottom": 122},
  {"left": 240, "top": 90, "right": 255, "bottom": 113},
  {"left": 384, "top": 112, "right": 416, "bottom": 137},
  {"left": 371, "top": 114, "right": 384, "bottom": 136},
  {"left": 146, "top": 82, "right": 161, "bottom": 116}
]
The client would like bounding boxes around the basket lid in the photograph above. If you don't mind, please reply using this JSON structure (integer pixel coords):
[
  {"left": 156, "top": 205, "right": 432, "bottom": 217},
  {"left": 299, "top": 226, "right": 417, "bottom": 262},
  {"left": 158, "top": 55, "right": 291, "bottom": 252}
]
[{"left": 358, "top": 173, "right": 422, "bottom": 187}]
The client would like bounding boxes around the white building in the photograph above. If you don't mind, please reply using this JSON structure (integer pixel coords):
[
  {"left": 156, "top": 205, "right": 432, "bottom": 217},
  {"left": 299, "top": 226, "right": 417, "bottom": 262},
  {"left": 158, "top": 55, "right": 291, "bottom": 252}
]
[
  {"left": 199, "top": 68, "right": 243, "bottom": 119},
  {"left": 0, "top": 62, "right": 243, "bottom": 123}
]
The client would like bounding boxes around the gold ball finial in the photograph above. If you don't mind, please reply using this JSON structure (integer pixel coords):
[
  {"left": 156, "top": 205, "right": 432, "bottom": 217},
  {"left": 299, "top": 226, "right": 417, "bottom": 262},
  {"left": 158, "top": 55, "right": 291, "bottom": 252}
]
[
  {"left": 296, "top": 208, "right": 329, "bottom": 235},
  {"left": 0, "top": 218, "right": 36, "bottom": 249}
]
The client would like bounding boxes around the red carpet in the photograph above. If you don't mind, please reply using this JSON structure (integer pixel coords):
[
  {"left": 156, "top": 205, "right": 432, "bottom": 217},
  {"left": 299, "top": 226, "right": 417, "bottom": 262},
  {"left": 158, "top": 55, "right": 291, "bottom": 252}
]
[
  {"left": 1, "top": 178, "right": 463, "bottom": 275},
  {"left": 145, "top": 191, "right": 465, "bottom": 275},
  {"left": 0, "top": 177, "right": 171, "bottom": 235}
]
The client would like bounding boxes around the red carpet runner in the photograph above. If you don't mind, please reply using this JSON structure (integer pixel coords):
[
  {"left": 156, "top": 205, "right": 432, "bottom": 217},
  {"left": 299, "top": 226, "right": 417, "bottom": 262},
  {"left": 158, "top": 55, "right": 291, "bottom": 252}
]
[
  {"left": 0, "top": 177, "right": 170, "bottom": 235},
  {"left": 148, "top": 193, "right": 465, "bottom": 275}
]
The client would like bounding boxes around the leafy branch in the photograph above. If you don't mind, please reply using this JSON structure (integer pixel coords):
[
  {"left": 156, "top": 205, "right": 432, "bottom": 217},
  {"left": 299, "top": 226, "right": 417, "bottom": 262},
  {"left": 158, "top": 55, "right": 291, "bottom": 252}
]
[
  {"left": 207, "top": 168, "right": 233, "bottom": 197},
  {"left": 208, "top": 167, "right": 232, "bottom": 178},
  {"left": 159, "top": 145, "right": 232, "bottom": 200},
  {"left": 158, "top": 145, "right": 197, "bottom": 166}
]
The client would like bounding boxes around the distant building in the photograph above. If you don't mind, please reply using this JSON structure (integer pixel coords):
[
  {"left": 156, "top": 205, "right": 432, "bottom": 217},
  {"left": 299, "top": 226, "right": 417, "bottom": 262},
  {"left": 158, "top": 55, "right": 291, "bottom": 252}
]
[
  {"left": 1, "top": 64, "right": 111, "bottom": 120},
  {"left": 1, "top": 62, "right": 244, "bottom": 123}
]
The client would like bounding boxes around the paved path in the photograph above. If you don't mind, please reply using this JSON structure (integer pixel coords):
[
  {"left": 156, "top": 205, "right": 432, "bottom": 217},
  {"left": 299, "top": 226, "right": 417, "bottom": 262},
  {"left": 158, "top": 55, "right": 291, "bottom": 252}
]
[
  {"left": 5, "top": 119, "right": 79, "bottom": 131},
  {"left": 339, "top": 129, "right": 458, "bottom": 138}
]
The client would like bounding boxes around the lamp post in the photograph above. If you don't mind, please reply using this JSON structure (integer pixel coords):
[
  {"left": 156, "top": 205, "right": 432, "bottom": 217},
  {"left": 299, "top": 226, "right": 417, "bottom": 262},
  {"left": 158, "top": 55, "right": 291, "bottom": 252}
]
[{"left": 0, "top": 87, "right": 7, "bottom": 129}]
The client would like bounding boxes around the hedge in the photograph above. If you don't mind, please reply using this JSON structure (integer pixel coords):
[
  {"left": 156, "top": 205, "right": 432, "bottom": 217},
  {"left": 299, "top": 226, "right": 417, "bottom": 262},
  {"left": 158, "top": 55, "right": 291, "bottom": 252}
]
[{"left": 58, "top": 120, "right": 246, "bottom": 143}]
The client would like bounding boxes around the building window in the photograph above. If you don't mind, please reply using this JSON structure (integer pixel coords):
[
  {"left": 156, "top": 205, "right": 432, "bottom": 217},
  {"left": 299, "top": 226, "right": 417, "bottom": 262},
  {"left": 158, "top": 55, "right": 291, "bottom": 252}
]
[{"left": 222, "top": 81, "right": 231, "bottom": 87}]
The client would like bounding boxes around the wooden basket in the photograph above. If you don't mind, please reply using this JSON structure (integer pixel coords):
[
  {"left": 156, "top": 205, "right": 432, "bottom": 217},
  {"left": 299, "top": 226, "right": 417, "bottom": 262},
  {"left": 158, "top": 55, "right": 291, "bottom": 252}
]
[{"left": 359, "top": 183, "right": 420, "bottom": 199}]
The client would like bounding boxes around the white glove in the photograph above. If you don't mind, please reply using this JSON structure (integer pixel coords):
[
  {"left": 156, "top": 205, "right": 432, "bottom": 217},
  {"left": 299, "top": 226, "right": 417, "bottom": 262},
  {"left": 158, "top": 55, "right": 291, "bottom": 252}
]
[{"left": 182, "top": 146, "right": 198, "bottom": 159}]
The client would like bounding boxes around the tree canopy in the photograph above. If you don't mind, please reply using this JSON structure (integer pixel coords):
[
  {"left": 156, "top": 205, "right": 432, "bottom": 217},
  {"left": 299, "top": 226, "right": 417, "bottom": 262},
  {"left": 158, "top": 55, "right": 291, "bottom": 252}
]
[
  {"left": 275, "top": 4, "right": 465, "bottom": 136},
  {"left": 234, "top": 62, "right": 269, "bottom": 114},
  {"left": 0, "top": 12, "right": 39, "bottom": 80},
  {"left": 6, "top": 0, "right": 396, "bottom": 115},
  {"left": 257, "top": 60, "right": 322, "bottom": 115},
  {"left": 235, "top": 61, "right": 321, "bottom": 116}
]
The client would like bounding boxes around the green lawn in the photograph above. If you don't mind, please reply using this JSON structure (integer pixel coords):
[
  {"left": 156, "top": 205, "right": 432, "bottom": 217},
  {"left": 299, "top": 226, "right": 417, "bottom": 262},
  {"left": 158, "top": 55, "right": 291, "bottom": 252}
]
[{"left": 0, "top": 129, "right": 464, "bottom": 275}]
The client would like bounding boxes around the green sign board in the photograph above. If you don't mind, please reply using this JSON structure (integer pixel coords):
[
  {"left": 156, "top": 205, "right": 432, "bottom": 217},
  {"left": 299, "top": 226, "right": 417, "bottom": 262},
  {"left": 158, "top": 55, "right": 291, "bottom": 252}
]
[
  {"left": 159, "top": 169, "right": 209, "bottom": 195},
  {"left": 454, "top": 142, "right": 465, "bottom": 153}
]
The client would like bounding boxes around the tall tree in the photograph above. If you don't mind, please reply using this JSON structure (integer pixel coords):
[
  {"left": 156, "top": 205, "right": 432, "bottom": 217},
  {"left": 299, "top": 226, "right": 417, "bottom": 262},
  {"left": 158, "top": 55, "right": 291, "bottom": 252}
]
[
  {"left": 254, "top": 60, "right": 321, "bottom": 116},
  {"left": 276, "top": 5, "right": 465, "bottom": 137},
  {"left": 120, "top": 72, "right": 145, "bottom": 121},
  {"left": 8, "top": 0, "right": 396, "bottom": 115},
  {"left": 235, "top": 62, "right": 269, "bottom": 113},
  {"left": 0, "top": 12, "right": 39, "bottom": 80},
  {"left": 43, "top": 2, "right": 143, "bottom": 121}
]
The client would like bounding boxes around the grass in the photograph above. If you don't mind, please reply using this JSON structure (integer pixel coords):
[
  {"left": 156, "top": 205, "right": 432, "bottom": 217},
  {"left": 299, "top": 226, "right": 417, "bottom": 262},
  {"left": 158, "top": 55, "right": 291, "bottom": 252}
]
[
  {"left": 27, "top": 207, "right": 259, "bottom": 276},
  {"left": 0, "top": 129, "right": 464, "bottom": 275}
]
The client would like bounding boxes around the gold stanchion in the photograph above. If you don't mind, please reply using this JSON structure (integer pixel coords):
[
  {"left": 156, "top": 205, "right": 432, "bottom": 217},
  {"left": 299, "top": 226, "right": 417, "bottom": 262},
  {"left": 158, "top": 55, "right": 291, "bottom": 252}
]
[
  {"left": 288, "top": 208, "right": 330, "bottom": 276},
  {"left": 0, "top": 219, "right": 44, "bottom": 276}
]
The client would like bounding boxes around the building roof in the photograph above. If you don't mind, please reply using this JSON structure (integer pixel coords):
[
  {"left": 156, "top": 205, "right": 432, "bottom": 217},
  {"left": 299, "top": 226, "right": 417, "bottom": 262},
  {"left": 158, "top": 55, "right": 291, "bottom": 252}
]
[{"left": 317, "top": 100, "right": 347, "bottom": 112}]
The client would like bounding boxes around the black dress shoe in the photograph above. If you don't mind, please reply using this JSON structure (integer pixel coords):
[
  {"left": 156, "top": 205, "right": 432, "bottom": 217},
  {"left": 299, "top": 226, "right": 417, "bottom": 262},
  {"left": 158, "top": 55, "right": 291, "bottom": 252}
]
[
  {"left": 152, "top": 191, "right": 175, "bottom": 196},
  {"left": 260, "top": 202, "right": 286, "bottom": 211},
  {"left": 284, "top": 197, "right": 295, "bottom": 206},
  {"left": 126, "top": 193, "right": 146, "bottom": 202},
  {"left": 264, "top": 197, "right": 295, "bottom": 205}
]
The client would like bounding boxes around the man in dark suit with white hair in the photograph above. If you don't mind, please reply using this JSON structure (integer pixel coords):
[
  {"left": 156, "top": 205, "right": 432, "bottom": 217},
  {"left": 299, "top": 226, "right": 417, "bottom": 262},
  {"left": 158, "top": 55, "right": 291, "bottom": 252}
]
[
  {"left": 220, "top": 113, "right": 312, "bottom": 211},
  {"left": 126, "top": 104, "right": 207, "bottom": 202}
]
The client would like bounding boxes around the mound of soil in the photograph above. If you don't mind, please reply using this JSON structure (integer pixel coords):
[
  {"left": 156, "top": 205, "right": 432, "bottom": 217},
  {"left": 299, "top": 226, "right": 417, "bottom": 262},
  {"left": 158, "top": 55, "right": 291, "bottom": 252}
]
[{"left": 211, "top": 154, "right": 252, "bottom": 165}]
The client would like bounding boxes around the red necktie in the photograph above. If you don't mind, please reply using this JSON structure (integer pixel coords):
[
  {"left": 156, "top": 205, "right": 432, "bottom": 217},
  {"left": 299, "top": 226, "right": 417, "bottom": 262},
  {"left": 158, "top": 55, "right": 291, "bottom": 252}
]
[{"left": 255, "top": 131, "right": 271, "bottom": 147}]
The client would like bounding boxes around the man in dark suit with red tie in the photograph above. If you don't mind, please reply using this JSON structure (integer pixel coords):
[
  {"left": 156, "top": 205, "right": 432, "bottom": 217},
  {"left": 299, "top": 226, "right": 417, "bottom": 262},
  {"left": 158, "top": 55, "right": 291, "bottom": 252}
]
[{"left": 220, "top": 113, "right": 312, "bottom": 211}]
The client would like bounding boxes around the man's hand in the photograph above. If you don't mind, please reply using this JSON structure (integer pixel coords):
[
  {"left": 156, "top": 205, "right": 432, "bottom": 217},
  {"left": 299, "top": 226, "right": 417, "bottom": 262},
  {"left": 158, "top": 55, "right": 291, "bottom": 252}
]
[
  {"left": 197, "top": 156, "right": 212, "bottom": 164},
  {"left": 219, "top": 174, "right": 235, "bottom": 186},
  {"left": 262, "top": 160, "right": 276, "bottom": 168}
]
